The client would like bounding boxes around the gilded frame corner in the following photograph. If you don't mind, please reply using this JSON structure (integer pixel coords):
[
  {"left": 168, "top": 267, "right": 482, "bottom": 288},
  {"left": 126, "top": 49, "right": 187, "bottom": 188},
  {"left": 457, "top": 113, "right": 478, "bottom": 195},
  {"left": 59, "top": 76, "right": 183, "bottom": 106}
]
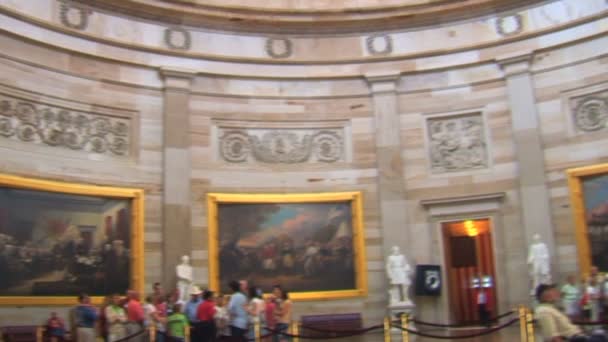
[
  {"left": 0, "top": 173, "right": 145, "bottom": 306},
  {"left": 566, "top": 163, "right": 608, "bottom": 278},
  {"left": 207, "top": 191, "right": 368, "bottom": 301}
]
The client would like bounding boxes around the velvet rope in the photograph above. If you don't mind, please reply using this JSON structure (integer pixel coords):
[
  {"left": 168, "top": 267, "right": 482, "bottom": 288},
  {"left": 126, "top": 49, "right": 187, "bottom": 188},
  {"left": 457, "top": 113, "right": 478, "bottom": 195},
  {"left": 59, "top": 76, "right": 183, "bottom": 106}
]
[
  {"left": 300, "top": 323, "right": 380, "bottom": 335},
  {"left": 113, "top": 329, "right": 148, "bottom": 342},
  {"left": 263, "top": 324, "right": 384, "bottom": 340},
  {"left": 571, "top": 320, "right": 608, "bottom": 326},
  {"left": 390, "top": 317, "right": 519, "bottom": 340},
  {"left": 410, "top": 310, "right": 515, "bottom": 328}
]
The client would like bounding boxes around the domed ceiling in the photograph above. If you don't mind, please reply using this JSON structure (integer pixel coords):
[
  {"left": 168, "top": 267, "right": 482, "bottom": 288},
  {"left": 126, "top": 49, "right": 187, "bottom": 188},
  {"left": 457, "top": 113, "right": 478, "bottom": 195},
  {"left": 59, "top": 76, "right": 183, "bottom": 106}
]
[{"left": 78, "top": 0, "right": 543, "bottom": 34}]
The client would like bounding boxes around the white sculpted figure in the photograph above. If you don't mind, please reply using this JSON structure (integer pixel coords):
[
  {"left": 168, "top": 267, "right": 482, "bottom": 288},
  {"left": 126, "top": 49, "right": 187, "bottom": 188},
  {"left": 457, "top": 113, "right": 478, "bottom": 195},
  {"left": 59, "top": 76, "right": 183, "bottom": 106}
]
[
  {"left": 176, "top": 255, "right": 193, "bottom": 303},
  {"left": 527, "top": 234, "right": 551, "bottom": 293},
  {"left": 386, "top": 246, "right": 412, "bottom": 305}
]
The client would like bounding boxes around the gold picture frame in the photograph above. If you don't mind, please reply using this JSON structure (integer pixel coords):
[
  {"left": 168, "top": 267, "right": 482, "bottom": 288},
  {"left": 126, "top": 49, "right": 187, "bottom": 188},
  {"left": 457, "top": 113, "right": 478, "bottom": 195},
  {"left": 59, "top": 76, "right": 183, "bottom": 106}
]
[
  {"left": 0, "top": 173, "right": 144, "bottom": 305},
  {"left": 567, "top": 163, "right": 608, "bottom": 277},
  {"left": 207, "top": 192, "right": 367, "bottom": 301}
]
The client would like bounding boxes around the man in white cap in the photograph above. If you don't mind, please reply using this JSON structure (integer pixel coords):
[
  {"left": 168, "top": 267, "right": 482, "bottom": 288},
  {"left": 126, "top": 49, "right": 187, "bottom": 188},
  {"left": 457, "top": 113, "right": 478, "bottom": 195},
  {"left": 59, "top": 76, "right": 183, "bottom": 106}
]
[{"left": 185, "top": 285, "right": 203, "bottom": 341}]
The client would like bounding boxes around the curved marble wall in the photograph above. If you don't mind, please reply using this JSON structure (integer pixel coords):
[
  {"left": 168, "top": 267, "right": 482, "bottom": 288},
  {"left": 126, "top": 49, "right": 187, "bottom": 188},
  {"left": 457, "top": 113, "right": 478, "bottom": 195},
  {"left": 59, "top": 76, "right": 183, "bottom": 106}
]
[{"left": 0, "top": 0, "right": 607, "bottom": 326}]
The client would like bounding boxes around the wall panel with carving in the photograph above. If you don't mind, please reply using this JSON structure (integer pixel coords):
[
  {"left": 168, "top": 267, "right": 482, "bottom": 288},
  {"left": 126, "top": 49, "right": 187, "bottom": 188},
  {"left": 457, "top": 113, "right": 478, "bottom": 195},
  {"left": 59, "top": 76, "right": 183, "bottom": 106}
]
[
  {"left": 425, "top": 113, "right": 489, "bottom": 174},
  {"left": 0, "top": 86, "right": 135, "bottom": 158},
  {"left": 217, "top": 126, "right": 347, "bottom": 164}
]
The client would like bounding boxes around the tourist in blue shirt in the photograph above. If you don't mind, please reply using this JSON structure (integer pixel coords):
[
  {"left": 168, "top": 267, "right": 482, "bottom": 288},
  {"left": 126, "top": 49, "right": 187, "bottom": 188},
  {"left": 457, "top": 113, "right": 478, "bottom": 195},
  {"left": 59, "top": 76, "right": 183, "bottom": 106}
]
[
  {"left": 73, "top": 294, "right": 99, "bottom": 342},
  {"left": 185, "top": 286, "right": 203, "bottom": 341},
  {"left": 228, "top": 280, "right": 249, "bottom": 337}
]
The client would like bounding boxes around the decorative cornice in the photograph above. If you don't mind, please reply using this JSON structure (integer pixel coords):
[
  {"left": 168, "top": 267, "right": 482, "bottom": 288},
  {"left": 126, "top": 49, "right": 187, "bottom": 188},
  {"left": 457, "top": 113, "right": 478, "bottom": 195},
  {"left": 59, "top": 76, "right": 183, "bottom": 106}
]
[
  {"left": 159, "top": 67, "right": 197, "bottom": 90},
  {"left": 496, "top": 52, "right": 533, "bottom": 77},
  {"left": 364, "top": 71, "right": 401, "bottom": 94},
  {"left": 421, "top": 192, "right": 506, "bottom": 208}
]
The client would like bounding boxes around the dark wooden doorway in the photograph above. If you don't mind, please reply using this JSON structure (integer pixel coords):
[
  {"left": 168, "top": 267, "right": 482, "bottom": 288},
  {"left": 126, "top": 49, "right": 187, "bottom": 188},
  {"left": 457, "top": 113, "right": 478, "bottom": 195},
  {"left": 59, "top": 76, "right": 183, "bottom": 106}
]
[{"left": 442, "top": 218, "right": 497, "bottom": 325}]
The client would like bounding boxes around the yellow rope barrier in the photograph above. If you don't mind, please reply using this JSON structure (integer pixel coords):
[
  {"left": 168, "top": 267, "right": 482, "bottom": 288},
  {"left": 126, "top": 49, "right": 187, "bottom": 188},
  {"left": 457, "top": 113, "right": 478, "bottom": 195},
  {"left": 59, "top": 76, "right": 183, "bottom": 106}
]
[
  {"left": 254, "top": 320, "right": 261, "bottom": 342},
  {"left": 401, "top": 314, "right": 409, "bottom": 342},
  {"left": 384, "top": 316, "right": 392, "bottom": 342},
  {"left": 290, "top": 321, "right": 299, "bottom": 342},
  {"left": 526, "top": 307, "right": 535, "bottom": 342},
  {"left": 519, "top": 305, "right": 528, "bottom": 342},
  {"left": 150, "top": 325, "right": 156, "bottom": 342}
]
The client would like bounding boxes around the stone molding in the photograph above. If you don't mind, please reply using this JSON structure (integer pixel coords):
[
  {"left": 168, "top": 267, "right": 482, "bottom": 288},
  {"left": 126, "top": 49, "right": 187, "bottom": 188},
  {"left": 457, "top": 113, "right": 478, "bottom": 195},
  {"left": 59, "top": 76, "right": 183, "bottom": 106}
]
[
  {"left": 1, "top": 0, "right": 603, "bottom": 66},
  {"left": 496, "top": 53, "right": 533, "bottom": 77},
  {"left": 159, "top": 67, "right": 197, "bottom": 91},
  {"left": 364, "top": 71, "right": 401, "bottom": 94},
  {"left": 424, "top": 111, "right": 490, "bottom": 174},
  {"left": 421, "top": 192, "right": 506, "bottom": 217},
  {"left": 216, "top": 126, "right": 346, "bottom": 164},
  {"left": 0, "top": 88, "right": 134, "bottom": 157}
]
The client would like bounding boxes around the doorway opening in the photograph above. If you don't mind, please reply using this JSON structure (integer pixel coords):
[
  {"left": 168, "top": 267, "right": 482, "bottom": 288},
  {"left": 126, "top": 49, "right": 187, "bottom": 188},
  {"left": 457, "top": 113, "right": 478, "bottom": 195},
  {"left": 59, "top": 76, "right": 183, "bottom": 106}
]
[{"left": 442, "top": 218, "right": 497, "bottom": 325}]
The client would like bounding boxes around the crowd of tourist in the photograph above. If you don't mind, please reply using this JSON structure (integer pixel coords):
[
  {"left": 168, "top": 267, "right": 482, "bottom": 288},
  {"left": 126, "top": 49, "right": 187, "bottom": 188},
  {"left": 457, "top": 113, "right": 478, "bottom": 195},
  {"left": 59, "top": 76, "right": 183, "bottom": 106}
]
[
  {"left": 43, "top": 280, "right": 292, "bottom": 342},
  {"left": 535, "top": 266, "right": 608, "bottom": 342}
]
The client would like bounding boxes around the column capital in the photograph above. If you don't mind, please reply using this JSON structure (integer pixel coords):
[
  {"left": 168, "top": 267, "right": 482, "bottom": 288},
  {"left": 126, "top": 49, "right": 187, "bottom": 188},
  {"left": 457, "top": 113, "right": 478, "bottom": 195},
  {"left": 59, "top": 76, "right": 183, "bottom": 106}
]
[
  {"left": 496, "top": 53, "right": 533, "bottom": 77},
  {"left": 364, "top": 71, "right": 401, "bottom": 94},
  {"left": 159, "top": 67, "right": 197, "bottom": 91}
]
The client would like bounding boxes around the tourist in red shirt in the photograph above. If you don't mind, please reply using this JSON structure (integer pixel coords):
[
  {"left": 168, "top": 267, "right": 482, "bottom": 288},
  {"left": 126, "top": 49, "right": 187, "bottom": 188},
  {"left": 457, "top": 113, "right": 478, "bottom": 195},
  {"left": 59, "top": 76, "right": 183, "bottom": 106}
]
[
  {"left": 196, "top": 290, "right": 217, "bottom": 342},
  {"left": 125, "top": 290, "right": 145, "bottom": 342}
]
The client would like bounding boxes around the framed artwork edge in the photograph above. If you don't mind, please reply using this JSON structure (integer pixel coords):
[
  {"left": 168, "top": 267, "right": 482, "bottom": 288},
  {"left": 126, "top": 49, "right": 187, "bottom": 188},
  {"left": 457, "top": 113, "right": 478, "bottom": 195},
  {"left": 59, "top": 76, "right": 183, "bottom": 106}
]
[
  {"left": 566, "top": 163, "right": 608, "bottom": 278},
  {"left": 0, "top": 173, "right": 145, "bottom": 306},
  {"left": 207, "top": 191, "right": 368, "bottom": 301}
]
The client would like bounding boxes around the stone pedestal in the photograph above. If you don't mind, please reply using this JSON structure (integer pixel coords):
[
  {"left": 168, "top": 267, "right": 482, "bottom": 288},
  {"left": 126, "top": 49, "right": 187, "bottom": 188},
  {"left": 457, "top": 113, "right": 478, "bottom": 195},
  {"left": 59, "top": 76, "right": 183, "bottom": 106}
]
[{"left": 388, "top": 302, "right": 416, "bottom": 332}]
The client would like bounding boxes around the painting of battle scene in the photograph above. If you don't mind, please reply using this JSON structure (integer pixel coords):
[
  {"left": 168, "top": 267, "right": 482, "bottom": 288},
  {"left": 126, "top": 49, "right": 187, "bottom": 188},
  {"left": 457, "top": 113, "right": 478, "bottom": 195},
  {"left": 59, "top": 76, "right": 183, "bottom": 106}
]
[
  {"left": 217, "top": 201, "right": 356, "bottom": 294},
  {"left": 0, "top": 187, "right": 131, "bottom": 296},
  {"left": 582, "top": 172, "right": 608, "bottom": 272}
]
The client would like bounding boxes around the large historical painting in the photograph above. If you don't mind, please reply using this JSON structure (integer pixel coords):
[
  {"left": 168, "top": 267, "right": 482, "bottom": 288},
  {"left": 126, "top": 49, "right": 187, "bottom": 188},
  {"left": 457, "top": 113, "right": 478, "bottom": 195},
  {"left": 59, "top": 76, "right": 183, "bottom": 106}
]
[
  {"left": 0, "top": 174, "right": 144, "bottom": 305},
  {"left": 567, "top": 163, "right": 608, "bottom": 276},
  {"left": 207, "top": 192, "right": 367, "bottom": 300}
]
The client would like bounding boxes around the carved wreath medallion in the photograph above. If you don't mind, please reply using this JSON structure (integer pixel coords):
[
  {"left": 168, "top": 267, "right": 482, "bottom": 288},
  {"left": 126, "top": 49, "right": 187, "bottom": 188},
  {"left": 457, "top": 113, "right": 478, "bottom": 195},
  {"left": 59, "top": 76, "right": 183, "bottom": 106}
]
[{"left": 573, "top": 97, "right": 608, "bottom": 132}]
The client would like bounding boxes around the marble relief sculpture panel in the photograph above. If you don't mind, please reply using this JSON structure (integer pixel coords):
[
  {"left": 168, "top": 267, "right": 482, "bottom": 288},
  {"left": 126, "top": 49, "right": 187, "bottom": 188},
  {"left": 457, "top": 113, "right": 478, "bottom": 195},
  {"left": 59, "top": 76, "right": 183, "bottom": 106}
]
[
  {"left": 0, "top": 94, "right": 131, "bottom": 156},
  {"left": 426, "top": 113, "right": 488, "bottom": 173},
  {"left": 219, "top": 128, "right": 344, "bottom": 164},
  {"left": 571, "top": 91, "right": 608, "bottom": 133}
]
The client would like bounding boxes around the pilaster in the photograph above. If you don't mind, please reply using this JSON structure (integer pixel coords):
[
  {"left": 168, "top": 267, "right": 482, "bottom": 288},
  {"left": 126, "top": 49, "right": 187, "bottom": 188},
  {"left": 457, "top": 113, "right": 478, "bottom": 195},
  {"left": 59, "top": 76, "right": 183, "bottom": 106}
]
[
  {"left": 497, "top": 54, "right": 557, "bottom": 276},
  {"left": 160, "top": 67, "right": 196, "bottom": 289},
  {"left": 365, "top": 71, "right": 410, "bottom": 265}
]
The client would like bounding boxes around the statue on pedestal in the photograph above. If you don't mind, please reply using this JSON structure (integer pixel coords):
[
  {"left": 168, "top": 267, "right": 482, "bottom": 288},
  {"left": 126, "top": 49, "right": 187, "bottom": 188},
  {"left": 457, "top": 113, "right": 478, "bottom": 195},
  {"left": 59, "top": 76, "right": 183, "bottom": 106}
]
[
  {"left": 176, "top": 255, "right": 193, "bottom": 303},
  {"left": 386, "top": 246, "right": 413, "bottom": 305},
  {"left": 527, "top": 234, "right": 551, "bottom": 294}
]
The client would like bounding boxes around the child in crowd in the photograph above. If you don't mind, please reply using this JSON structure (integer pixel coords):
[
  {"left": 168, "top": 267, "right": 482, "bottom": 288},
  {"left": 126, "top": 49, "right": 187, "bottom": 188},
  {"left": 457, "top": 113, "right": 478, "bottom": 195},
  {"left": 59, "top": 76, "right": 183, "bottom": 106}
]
[
  {"left": 264, "top": 294, "right": 277, "bottom": 342},
  {"left": 167, "top": 303, "right": 189, "bottom": 342},
  {"left": 46, "top": 312, "right": 65, "bottom": 342}
]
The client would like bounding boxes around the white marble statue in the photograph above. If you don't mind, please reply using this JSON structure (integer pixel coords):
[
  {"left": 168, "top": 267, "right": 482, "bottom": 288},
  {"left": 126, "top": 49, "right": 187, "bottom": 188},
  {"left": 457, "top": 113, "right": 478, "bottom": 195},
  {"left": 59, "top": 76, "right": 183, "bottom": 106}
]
[
  {"left": 176, "top": 255, "right": 193, "bottom": 303},
  {"left": 527, "top": 234, "right": 551, "bottom": 294},
  {"left": 386, "top": 246, "right": 413, "bottom": 305}
]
